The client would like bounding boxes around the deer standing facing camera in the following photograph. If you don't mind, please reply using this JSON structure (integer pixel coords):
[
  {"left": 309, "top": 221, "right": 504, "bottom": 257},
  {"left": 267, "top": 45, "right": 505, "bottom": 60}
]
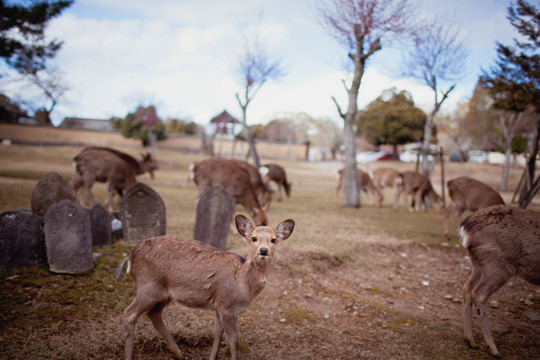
[{"left": 122, "top": 214, "right": 295, "bottom": 360}]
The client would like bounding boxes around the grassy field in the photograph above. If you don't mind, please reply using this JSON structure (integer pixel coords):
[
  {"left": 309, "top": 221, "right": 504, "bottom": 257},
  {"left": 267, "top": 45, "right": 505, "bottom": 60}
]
[{"left": 0, "top": 143, "right": 538, "bottom": 360}]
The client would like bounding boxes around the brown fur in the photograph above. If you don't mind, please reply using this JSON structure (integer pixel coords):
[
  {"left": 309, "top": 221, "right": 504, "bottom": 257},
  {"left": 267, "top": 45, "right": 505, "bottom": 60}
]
[
  {"left": 81, "top": 146, "right": 159, "bottom": 178},
  {"left": 394, "top": 171, "right": 443, "bottom": 212},
  {"left": 443, "top": 176, "right": 505, "bottom": 238},
  {"left": 190, "top": 158, "right": 269, "bottom": 226},
  {"left": 460, "top": 205, "right": 540, "bottom": 358},
  {"left": 372, "top": 167, "right": 398, "bottom": 191},
  {"left": 123, "top": 215, "right": 295, "bottom": 360},
  {"left": 72, "top": 148, "right": 137, "bottom": 211},
  {"left": 261, "top": 163, "right": 292, "bottom": 201},
  {"left": 230, "top": 159, "right": 272, "bottom": 210},
  {"left": 336, "top": 168, "right": 383, "bottom": 207}
]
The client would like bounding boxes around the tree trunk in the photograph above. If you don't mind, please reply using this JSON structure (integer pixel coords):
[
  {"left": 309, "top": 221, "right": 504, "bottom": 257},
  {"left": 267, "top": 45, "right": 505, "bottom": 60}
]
[
  {"left": 519, "top": 112, "right": 540, "bottom": 207},
  {"left": 239, "top": 103, "right": 261, "bottom": 168},
  {"left": 500, "top": 139, "right": 512, "bottom": 191}
]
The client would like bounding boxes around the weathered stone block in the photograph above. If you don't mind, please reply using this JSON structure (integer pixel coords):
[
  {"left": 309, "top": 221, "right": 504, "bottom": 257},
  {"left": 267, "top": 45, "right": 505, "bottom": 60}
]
[
  {"left": 31, "top": 172, "right": 76, "bottom": 217},
  {"left": 44, "top": 199, "right": 93, "bottom": 275},
  {"left": 193, "top": 184, "right": 234, "bottom": 249},
  {"left": 120, "top": 182, "right": 166, "bottom": 244},
  {"left": 0, "top": 209, "right": 45, "bottom": 269}
]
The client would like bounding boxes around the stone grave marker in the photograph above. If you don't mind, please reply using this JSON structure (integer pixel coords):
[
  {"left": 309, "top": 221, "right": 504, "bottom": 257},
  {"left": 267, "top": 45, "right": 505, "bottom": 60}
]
[
  {"left": 31, "top": 172, "right": 76, "bottom": 217},
  {"left": 193, "top": 184, "right": 235, "bottom": 249},
  {"left": 90, "top": 203, "right": 111, "bottom": 247},
  {"left": 120, "top": 182, "right": 166, "bottom": 244},
  {"left": 44, "top": 199, "right": 93, "bottom": 275},
  {"left": 0, "top": 209, "right": 45, "bottom": 269}
]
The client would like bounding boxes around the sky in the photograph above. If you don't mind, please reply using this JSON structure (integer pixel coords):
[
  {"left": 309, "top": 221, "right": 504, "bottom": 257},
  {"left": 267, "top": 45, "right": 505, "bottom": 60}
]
[{"left": 3, "top": 0, "right": 517, "bottom": 127}]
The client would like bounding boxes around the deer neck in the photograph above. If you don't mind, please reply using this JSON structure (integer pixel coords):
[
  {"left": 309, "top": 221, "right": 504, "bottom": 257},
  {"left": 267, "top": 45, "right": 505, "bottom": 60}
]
[{"left": 241, "top": 258, "right": 269, "bottom": 298}]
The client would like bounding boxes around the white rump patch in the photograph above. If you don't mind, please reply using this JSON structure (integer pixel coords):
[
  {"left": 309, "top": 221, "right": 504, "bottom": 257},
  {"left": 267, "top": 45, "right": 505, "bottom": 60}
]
[
  {"left": 188, "top": 162, "right": 196, "bottom": 180},
  {"left": 459, "top": 226, "right": 469, "bottom": 248},
  {"left": 395, "top": 176, "right": 403, "bottom": 185},
  {"left": 259, "top": 166, "right": 269, "bottom": 177}
]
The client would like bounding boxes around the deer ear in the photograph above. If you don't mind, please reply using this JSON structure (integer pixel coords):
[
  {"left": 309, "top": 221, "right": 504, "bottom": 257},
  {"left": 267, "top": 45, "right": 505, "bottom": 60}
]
[
  {"left": 235, "top": 214, "right": 254, "bottom": 237},
  {"left": 275, "top": 219, "right": 295, "bottom": 242}
]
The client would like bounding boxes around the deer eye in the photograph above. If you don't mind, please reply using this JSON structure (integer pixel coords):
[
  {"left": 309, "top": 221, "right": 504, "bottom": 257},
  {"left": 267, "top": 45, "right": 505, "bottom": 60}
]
[
  {"left": 271, "top": 238, "right": 276, "bottom": 243},
  {"left": 252, "top": 237, "right": 257, "bottom": 242}
]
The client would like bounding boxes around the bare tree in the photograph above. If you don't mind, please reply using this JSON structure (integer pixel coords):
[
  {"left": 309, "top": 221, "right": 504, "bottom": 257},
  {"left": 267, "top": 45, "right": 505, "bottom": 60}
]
[
  {"left": 28, "top": 67, "right": 69, "bottom": 123},
  {"left": 495, "top": 107, "right": 535, "bottom": 191},
  {"left": 316, "top": 0, "right": 414, "bottom": 207},
  {"left": 235, "top": 27, "right": 284, "bottom": 169},
  {"left": 403, "top": 17, "right": 468, "bottom": 177}
]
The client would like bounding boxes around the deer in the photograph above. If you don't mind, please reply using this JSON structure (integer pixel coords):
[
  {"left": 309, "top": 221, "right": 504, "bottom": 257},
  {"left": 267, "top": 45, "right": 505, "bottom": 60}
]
[
  {"left": 460, "top": 205, "right": 540, "bottom": 358},
  {"left": 371, "top": 167, "right": 398, "bottom": 192},
  {"left": 443, "top": 176, "right": 505, "bottom": 239},
  {"left": 393, "top": 171, "right": 443, "bottom": 212},
  {"left": 81, "top": 146, "right": 159, "bottom": 179},
  {"left": 122, "top": 214, "right": 295, "bottom": 360},
  {"left": 336, "top": 167, "right": 383, "bottom": 207},
  {"left": 190, "top": 158, "right": 269, "bottom": 226},
  {"left": 72, "top": 148, "right": 137, "bottom": 211},
  {"left": 259, "top": 163, "right": 292, "bottom": 202},
  {"left": 230, "top": 159, "right": 272, "bottom": 211}
]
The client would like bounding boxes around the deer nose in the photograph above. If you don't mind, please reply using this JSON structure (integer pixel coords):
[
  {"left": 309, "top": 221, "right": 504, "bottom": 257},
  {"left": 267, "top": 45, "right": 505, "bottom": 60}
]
[{"left": 260, "top": 248, "right": 268, "bottom": 256}]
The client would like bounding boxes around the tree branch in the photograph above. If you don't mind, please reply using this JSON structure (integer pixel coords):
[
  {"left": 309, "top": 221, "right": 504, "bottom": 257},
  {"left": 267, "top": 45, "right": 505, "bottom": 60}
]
[{"left": 331, "top": 96, "right": 345, "bottom": 119}]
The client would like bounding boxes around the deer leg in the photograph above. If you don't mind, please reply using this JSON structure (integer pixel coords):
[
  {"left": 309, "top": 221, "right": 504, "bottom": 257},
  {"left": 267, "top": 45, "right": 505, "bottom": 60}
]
[
  {"left": 393, "top": 187, "right": 403, "bottom": 210},
  {"left": 463, "top": 265, "right": 481, "bottom": 350},
  {"left": 210, "top": 311, "right": 224, "bottom": 360},
  {"left": 124, "top": 295, "right": 158, "bottom": 360},
  {"left": 82, "top": 175, "right": 95, "bottom": 208},
  {"left": 221, "top": 313, "right": 239, "bottom": 360},
  {"left": 472, "top": 265, "right": 510, "bottom": 358},
  {"left": 443, "top": 203, "right": 456, "bottom": 239},
  {"left": 147, "top": 300, "right": 183, "bottom": 359},
  {"left": 277, "top": 182, "right": 283, "bottom": 201},
  {"left": 105, "top": 181, "right": 117, "bottom": 212}
]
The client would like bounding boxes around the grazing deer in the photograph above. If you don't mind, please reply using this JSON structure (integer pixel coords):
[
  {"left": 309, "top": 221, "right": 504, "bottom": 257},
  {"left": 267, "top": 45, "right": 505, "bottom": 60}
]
[
  {"left": 336, "top": 167, "right": 383, "bottom": 207},
  {"left": 123, "top": 214, "right": 295, "bottom": 360},
  {"left": 460, "top": 205, "right": 540, "bottom": 358},
  {"left": 72, "top": 148, "right": 137, "bottom": 211},
  {"left": 372, "top": 167, "right": 398, "bottom": 192},
  {"left": 443, "top": 176, "right": 505, "bottom": 239},
  {"left": 190, "top": 158, "right": 269, "bottom": 226},
  {"left": 394, "top": 171, "right": 443, "bottom": 211},
  {"left": 82, "top": 146, "right": 159, "bottom": 179},
  {"left": 259, "top": 163, "right": 292, "bottom": 202},
  {"left": 230, "top": 159, "right": 272, "bottom": 211}
]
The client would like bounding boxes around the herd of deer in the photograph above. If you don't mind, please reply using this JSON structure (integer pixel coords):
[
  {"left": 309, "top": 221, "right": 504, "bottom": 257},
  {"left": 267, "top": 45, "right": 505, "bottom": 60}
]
[{"left": 69, "top": 147, "right": 538, "bottom": 359}]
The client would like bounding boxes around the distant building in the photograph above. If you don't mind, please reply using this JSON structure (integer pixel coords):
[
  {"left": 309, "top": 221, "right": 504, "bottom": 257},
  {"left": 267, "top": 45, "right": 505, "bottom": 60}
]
[
  {"left": 58, "top": 117, "right": 113, "bottom": 131},
  {"left": 210, "top": 110, "right": 240, "bottom": 138}
]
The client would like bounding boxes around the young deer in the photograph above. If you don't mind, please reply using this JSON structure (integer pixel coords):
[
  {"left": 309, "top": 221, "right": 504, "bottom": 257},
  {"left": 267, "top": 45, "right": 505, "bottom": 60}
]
[
  {"left": 230, "top": 159, "right": 272, "bottom": 211},
  {"left": 393, "top": 171, "right": 443, "bottom": 212},
  {"left": 371, "top": 167, "right": 398, "bottom": 192},
  {"left": 82, "top": 146, "right": 159, "bottom": 178},
  {"left": 72, "top": 148, "right": 137, "bottom": 211},
  {"left": 259, "top": 163, "right": 292, "bottom": 201},
  {"left": 336, "top": 168, "right": 383, "bottom": 207},
  {"left": 190, "top": 158, "right": 269, "bottom": 226},
  {"left": 461, "top": 205, "right": 540, "bottom": 358},
  {"left": 123, "top": 214, "right": 295, "bottom": 360},
  {"left": 443, "top": 176, "right": 504, "bottom": 239}
]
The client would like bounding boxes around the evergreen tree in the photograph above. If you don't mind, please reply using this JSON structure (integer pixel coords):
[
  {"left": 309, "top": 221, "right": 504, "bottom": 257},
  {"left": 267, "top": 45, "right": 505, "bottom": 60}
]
[
  {"left": 356, "top": 88, "right": 427, "bottom": 156},
  {"left": 1, "top": 0, "right": 73, "bottom": 76},
  {"left": 481, "top": 0, "right": 540, "bottom": 206}
]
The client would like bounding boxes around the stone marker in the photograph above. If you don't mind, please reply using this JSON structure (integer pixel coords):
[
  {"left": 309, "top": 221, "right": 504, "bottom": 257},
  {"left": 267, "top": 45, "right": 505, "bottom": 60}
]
[
  {"left": 44, "top": 199, "right": 93, "bottom": 275},
  {"left": 89, "top": 203, "right": 112, "bottom": 247},
  {"left": 31, "top": 172, "right": 76, "bottom": 217},
  {"left": 120, "top": 182, "right": 166, "bottom": 244},
  {"left": 0, "top": 209, "right": 45, "bottom": 269},
  {"left": 193, "top": 184, "right": 235, "bottom": 249}
]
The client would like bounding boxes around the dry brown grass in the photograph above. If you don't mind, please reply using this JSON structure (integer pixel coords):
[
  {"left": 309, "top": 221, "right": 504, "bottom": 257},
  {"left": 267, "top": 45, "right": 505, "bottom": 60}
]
[{"left": 0, "top": 143, "right": 538, "bottom": 360}]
